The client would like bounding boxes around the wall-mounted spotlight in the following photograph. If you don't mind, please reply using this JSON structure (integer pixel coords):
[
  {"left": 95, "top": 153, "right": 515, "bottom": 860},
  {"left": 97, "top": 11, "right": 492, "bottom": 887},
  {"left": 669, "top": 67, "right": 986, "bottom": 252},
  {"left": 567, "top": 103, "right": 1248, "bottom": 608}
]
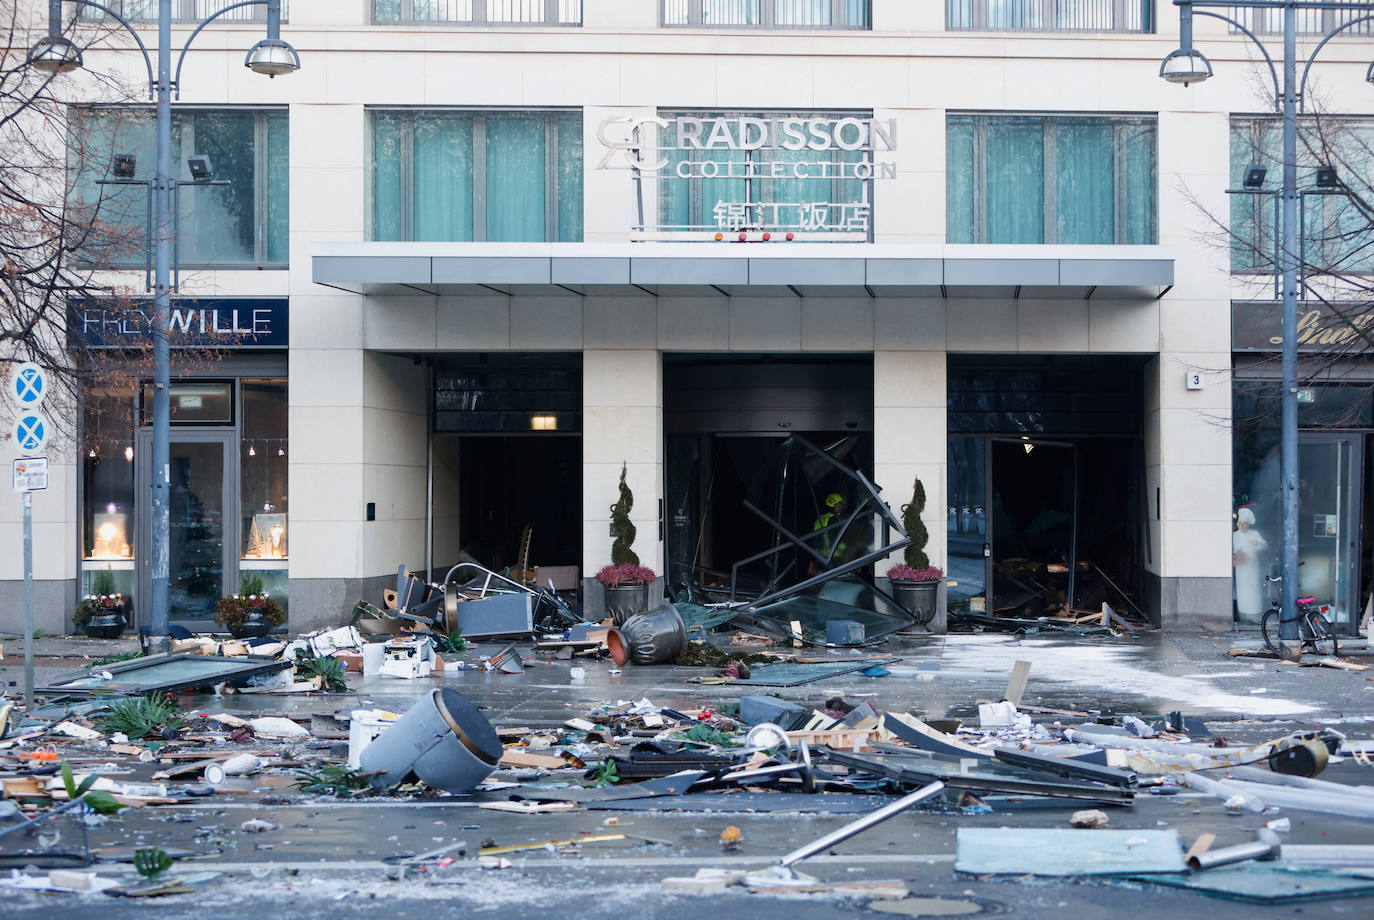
[
  {"left": 1315, "top": 166, "right": 1339, "bottom": 188},
  {"left": 1243, "top": 164, "right": 1267, "bottom": 189},
  {"left": 187, "top": 155, "right": 214, "bottom": 182},
  {"left": 112, "top": 154, "right": 137, "bottom": 179}
]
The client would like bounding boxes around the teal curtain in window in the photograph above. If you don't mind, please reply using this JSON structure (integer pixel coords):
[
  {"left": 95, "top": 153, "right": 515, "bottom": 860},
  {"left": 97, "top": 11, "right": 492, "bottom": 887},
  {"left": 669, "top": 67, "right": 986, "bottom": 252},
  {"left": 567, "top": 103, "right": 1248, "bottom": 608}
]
[
  {"left": 414, "top": 113, "right": 474, "bottom": 242},
  {"left": 947, "top": 113, "right": 1156, "bottom": 245},
  {"left": 986, "top": 119, "right": 1043, "bottom": 244},
  {"left": 266, "top": 112, "right": 290, "bottom": 262},
  {"left": 372, "top": 112, "right": 404, "bottom": 242},
  {"left": 1056, "top": 120, "right": 1113, "bottom": 245},
  {"left": 946, "top": 116, "right": 974, "bottom": 244},
  {"left": 1122, "top": 121, "right": 1156, "bottom": 245},
  {"left": 555, "top": 112, "right": 583, "bottom": 242},
  {"left": 486, "top": 113, "right": 546, "bottom": 242}
]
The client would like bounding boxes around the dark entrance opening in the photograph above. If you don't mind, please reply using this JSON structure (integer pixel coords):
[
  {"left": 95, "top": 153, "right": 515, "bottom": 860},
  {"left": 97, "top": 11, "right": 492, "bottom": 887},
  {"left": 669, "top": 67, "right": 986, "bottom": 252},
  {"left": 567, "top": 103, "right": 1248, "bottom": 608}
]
[
  {"left": 663, "top": 354, "right": 874, "bottom": 601},
  {"left": 948, "top": 356, "right": 1147, "bottom": 624},
  {"left": 429, "top": 354, "right": 582, "bottom": 582},
  {"left": 440, "top": 435, "right": 580, "bottom": 573}
]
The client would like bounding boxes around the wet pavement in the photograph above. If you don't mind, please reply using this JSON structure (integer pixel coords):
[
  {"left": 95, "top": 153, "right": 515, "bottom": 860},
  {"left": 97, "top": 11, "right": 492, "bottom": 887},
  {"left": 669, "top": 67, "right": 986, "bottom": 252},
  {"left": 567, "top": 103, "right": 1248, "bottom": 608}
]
[{"left": 3, "top": 629, "right": 1374, "bottom": 918}]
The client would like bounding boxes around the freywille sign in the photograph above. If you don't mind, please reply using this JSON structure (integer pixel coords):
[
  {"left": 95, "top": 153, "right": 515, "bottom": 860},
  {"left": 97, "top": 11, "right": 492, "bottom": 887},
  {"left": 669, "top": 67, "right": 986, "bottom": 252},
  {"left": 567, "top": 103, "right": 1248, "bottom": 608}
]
[
  {"left": 69, "top": 298, "right": 289, "bottom": 350},
  {"left": 598, "top": 113, "right": 897, "bottom": 238},
  {"left": 1232, "top": 300, "right": 1374, "bottom": 353}
]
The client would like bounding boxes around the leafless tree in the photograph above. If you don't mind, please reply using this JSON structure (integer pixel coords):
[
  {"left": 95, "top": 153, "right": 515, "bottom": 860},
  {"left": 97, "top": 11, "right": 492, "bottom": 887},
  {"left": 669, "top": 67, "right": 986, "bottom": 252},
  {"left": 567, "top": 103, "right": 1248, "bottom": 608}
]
[{"left": 1, "top": 2, "right": 237, "bottom": 443}]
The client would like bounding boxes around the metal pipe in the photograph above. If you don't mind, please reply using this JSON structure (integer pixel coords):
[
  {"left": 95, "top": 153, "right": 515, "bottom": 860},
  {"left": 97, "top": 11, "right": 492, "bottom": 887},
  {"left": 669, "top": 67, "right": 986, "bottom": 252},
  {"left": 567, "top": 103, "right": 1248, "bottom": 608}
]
[
  {"left": 1188, "top": 829, "right": 1280, "bottom": 870},
  {"left": 1278, "top": 0, "right": 1300, "bottom": 648},
  {"left": 1185, "top": 772, "right": 1374, "bottom": 819},
  {"left": 778, "top": 780, "right": 944, "bottom": 869},
  {"left": 22, "top": 493, "right": 33, "bottom": 710},
  {"left": 149, "top": 0, "right": 172, "bottom": 653}
]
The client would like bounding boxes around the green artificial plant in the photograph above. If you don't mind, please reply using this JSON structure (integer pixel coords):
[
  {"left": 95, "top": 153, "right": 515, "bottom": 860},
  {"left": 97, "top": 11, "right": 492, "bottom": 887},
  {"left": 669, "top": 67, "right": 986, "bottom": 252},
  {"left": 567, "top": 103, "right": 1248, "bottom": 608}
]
[
  {"left": 610, "top": 463, "right": 639, "bottom": 566},
  {"left": 903, "top": 476, "right": 930, "bottom": 571}
]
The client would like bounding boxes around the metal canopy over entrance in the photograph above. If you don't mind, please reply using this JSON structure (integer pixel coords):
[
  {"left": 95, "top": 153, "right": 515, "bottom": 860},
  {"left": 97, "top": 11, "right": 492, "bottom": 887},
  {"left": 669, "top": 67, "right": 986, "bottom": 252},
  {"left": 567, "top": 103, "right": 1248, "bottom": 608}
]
[{"left": 312, "top": 242, "right": 1174, "bottom": 300}]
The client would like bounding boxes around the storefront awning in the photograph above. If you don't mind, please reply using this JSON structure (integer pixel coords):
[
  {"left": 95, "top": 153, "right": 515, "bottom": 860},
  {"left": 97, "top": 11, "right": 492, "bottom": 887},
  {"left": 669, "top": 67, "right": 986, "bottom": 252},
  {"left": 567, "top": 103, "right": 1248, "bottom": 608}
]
[{"left": 312, "top": 243, "right": 1173, "bottom": 300}]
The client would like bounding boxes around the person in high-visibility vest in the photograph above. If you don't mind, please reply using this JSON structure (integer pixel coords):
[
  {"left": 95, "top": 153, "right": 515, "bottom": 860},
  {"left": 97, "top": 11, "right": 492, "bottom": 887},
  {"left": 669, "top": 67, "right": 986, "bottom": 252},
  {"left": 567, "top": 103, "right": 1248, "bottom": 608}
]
[{"left": 813, "top": 492, "right": 848, "bottom": 561}]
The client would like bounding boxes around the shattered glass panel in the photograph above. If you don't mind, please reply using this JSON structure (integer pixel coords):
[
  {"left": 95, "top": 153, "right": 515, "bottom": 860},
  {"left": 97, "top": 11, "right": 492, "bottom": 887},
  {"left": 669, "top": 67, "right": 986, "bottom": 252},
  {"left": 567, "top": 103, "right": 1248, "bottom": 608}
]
[
  {"left": 44, "top": 654, "right": 289, "bottom": 695},
  {"left": 956, "top": 828, "right": 1186, "bottom": 876},
  {"left": 745, "top": 581, "right": 913, "bottom": 641},
  {"left": 1127, "top": 864, "right": 1374, "bottom": 904}
]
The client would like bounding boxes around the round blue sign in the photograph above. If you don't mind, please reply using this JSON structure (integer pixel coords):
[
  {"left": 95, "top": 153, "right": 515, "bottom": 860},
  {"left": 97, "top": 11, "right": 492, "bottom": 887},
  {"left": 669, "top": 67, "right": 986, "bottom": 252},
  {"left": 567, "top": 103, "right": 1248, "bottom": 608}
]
[
  {"left": 10, "top": 363, "right": 48, "bottom": 407},
  {"left": 12, "top": 412, "right": 48, "bottom": 454}
]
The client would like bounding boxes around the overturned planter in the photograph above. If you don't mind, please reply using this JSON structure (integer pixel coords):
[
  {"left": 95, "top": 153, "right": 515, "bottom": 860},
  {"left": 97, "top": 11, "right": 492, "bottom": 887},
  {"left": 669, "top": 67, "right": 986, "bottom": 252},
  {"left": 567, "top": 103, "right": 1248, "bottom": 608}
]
[
  {"left": 607, "top": 603, "right": 688, "bottom": 666},
  {"left": 359, "top": 688, "right": 502, "bottom": 794}
]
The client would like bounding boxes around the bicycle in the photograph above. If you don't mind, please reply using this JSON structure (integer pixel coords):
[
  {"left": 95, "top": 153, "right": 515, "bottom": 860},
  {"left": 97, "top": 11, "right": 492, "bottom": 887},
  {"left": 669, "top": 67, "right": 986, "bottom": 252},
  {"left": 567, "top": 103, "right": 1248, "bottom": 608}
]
[{"left": 1260, "top": 575, "right": 1339, "bottom": 658}]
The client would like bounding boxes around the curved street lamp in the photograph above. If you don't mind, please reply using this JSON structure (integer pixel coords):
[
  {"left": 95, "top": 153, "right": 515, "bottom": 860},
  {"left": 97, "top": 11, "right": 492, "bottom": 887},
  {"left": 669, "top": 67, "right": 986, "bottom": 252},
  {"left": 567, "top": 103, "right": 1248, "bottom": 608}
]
[
  {"left": 1160, "top": 0, "right": 1374, "bottom": 656},
  {"left": 27, "top": 0, "right": 299, "bottom": 652}
]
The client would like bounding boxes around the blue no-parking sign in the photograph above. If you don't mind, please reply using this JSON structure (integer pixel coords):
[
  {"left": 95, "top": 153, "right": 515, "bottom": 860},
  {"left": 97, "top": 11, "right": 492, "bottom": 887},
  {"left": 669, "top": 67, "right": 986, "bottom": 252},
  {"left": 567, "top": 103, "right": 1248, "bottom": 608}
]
[
  {"left": 12, "top": 412, "right": 48, "bottom": 455},
  {"left": 8, "top": 362, "right": 48, "bottom": 408}
]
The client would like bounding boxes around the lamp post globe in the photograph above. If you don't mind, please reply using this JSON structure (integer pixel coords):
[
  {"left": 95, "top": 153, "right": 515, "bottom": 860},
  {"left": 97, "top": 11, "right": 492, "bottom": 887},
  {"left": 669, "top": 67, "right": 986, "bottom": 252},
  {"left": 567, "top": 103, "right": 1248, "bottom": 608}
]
[
  {"left": 245, "top": 39, "right": 300, "bottom": 77},
  {"left": 26, "top": 36, "right": 83, "bottom": 74},
  {"left": 1159, "top": 49, "right": 1213, "bottom": 87}
]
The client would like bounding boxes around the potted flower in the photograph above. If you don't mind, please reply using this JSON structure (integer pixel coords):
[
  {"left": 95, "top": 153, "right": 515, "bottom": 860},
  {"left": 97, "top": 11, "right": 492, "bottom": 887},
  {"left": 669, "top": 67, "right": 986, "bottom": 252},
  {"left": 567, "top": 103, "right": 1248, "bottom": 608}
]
[
  {"left": 598, "top": 464, "right": 657, "bottom": 625},
  {"left": 73, "top": 568, "right": 130, "bottom": 639},
  {"left": 889, "top": 476, "right": 943, "bottom": 626},
  {"left": 595, "top": 562, "right": 658, "bottom": 626},
  {"left": 214, "top": 573, "right": 285, "bottom": 639}
]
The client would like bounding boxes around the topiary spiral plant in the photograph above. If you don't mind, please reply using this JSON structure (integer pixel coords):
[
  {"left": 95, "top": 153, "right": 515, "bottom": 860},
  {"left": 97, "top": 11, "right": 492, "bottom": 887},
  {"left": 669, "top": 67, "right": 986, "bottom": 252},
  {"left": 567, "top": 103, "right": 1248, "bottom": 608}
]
[
  {"left": 903, "top": 477, "right": 930, "bottom": 571},
  {"left": 610, "top": 463, "right": 639, "bottom": 566}
]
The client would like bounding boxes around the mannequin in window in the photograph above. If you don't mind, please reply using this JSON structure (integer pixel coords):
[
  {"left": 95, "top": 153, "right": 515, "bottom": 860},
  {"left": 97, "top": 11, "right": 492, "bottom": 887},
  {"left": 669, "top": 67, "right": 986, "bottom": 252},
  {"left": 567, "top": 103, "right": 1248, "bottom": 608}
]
[{"left": 1233, "top": 507, "right": 1268, "bottom": 621}]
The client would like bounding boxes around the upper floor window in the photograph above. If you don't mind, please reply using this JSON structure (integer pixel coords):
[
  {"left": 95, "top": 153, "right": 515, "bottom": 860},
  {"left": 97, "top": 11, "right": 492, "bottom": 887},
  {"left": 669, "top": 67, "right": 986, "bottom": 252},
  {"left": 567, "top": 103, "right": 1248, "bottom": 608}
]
[
  {"left": 67, "top": 107, "right": 289, "bottom": 268},
  {"left": 1228, "top": 2, "right": 1373, "bottom": 36},
  {"left": 370, "top": 110, "right": 583, "bottom": 242},
  {"left": 79, "top": 1, "right": 289, "bottom": 23},
  {"left": 663, "top": 1, "right": 871, "bottom": 29},
  {"left": 947, "top": 113, "right": 1157, "bottom": 245},
  {"left": 1230, "top": 117, "right": 1374, "bottom": 275},
  {"left": 947, "top": 1, "right": 1153, "bottom": 33},
  {"left": 373, "top": 0, "right": 582, "bottom": 24}
]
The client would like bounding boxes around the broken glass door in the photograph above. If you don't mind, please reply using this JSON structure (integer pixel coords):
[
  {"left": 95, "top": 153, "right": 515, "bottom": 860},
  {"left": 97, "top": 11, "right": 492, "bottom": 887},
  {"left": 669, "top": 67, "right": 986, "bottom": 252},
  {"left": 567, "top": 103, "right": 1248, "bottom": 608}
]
[{"left": 989, "top": 438, "right": 1076, "bottom": 618}]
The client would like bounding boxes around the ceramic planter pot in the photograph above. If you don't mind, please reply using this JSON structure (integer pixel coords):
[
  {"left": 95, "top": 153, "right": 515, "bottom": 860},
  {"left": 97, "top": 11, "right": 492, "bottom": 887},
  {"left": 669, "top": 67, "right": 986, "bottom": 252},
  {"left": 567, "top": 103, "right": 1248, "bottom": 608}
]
[
  {"left": 604, "top": 583, "right": 650, "bottom": 626},
  {"left": 230, "top": 610, "right": 274, "bottom": 639},
  {"left": 609, "top": 604, "right": 688, "bottom": 666},
  {"left": 891, "top": 580, "right": 939, "bottom": 626}
]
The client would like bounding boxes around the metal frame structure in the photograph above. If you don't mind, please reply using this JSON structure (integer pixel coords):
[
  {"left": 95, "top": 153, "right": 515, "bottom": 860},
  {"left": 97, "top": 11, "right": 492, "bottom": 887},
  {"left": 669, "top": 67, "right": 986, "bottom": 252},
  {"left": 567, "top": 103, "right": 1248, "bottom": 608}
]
[{"left": 1161, "top": 0, "right": 1374, "bottom": 650}]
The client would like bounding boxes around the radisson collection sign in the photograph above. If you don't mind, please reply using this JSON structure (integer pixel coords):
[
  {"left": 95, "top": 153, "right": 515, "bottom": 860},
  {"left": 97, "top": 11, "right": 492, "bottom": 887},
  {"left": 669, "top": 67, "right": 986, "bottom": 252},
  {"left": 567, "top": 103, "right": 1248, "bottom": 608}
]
[{"left": 597, "top": 113, "right": 898, "bottom": 238}]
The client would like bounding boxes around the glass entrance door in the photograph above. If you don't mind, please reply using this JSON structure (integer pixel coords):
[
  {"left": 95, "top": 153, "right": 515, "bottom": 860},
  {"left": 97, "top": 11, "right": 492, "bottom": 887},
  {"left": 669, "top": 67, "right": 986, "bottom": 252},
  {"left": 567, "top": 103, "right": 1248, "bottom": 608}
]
[
  {"left": 1298, "top": 433, "right": 1363, "bottom": 633},
  {"left": 137, "top": 431, "right": 236, "bottom": 625}
]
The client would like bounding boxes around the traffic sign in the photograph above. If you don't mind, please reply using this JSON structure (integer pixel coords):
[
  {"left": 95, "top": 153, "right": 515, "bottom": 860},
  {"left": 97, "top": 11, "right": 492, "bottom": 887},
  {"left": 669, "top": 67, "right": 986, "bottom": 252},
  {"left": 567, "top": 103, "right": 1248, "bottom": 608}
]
[
  {"left": 8, "top": 363, "right": 48, "bottom": 408},
  {"left": 12, "top": 412, "right": 49, "bottom": 455},
  {"left": 13, "top": 457, "right": 48, "bottom": 493}
]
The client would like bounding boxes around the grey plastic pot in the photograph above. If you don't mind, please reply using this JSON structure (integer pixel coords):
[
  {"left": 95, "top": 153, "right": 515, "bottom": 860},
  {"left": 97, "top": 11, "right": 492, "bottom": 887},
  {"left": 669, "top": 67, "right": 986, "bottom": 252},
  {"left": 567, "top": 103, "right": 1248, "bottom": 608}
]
[
  {"left": 609, "top": 603, "right": 688, "bottom": 666},
  {"left": 360, "top": 688, "right": 502, "bottom": 794},
  {"left": 604, "top": 583, "right": 650, "bottom": 626}
]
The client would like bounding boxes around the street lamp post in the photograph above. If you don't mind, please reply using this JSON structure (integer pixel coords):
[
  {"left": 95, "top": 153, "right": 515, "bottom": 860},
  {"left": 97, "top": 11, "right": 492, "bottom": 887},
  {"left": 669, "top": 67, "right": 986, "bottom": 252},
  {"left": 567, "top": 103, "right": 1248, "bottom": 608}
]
[
  {"left": 1160, "top": 0, "right": 1374, "bottom": 656},
  {"left": 29, "top": 0, "right": 299, "bottom": 652}
]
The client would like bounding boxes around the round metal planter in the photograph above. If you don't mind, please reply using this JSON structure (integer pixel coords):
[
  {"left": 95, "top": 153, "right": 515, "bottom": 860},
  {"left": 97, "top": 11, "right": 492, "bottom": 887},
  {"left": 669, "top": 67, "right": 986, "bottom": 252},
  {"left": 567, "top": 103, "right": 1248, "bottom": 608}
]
[
  {"left": 891, "top": 580, "right": 938, "bottom": 626},
  {"left": 604, "top": 583, "right": 650, "bottom": 626},
  {"left": 611, "top": 603, "right": 688, "bottom": 666}
]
